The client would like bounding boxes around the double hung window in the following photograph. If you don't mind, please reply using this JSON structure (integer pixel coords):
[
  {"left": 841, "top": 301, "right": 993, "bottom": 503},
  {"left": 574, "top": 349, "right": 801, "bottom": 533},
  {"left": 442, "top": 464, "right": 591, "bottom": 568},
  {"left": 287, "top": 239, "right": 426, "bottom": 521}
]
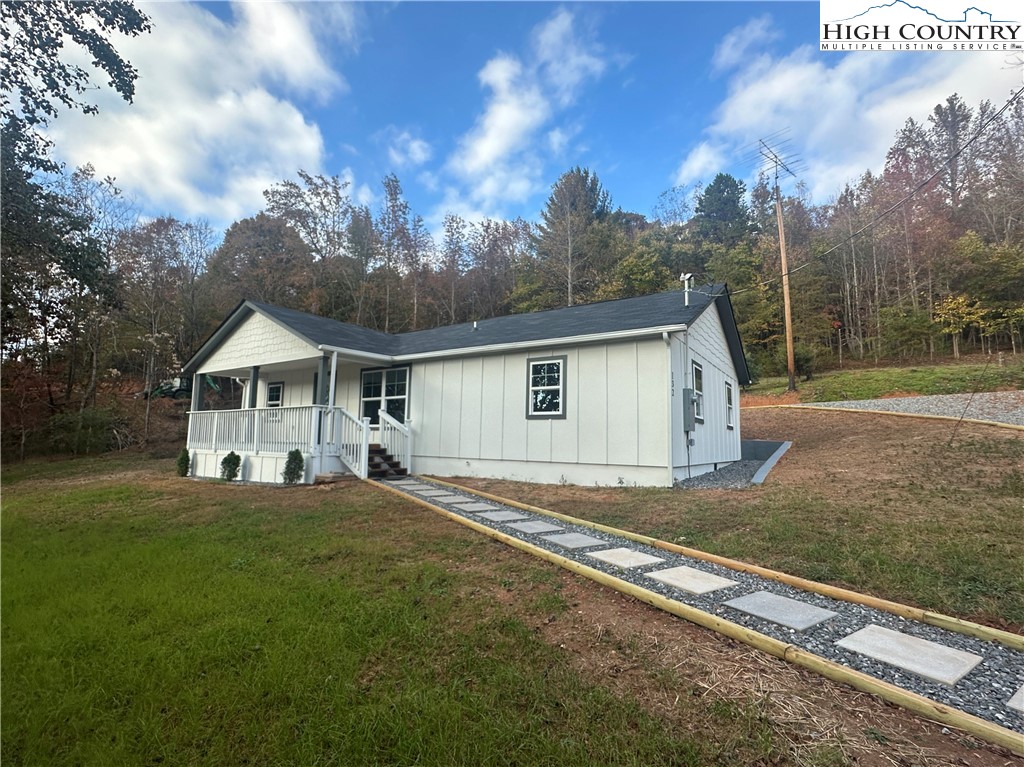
[
  {"left": 361, "top": 368, "right": 408, "bottom": 424},
  {"left": 527, "top": 357, "right": 566, "bottom": 418},
  {"left": 692, "top": 362, "right": 704, "bottom": 422},
  {"left": 725, "top": 382, "right": 734, "bottom": 429},
  {"left": 267, "top": 382, "right": 284, "bottom": 408}
]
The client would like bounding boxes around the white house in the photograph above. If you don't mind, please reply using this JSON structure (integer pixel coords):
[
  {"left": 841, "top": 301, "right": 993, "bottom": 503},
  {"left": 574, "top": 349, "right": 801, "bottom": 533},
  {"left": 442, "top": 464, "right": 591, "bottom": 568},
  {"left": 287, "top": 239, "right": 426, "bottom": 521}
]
[{"left": 181, "top": 283, "right": 751, "bottom": 486}]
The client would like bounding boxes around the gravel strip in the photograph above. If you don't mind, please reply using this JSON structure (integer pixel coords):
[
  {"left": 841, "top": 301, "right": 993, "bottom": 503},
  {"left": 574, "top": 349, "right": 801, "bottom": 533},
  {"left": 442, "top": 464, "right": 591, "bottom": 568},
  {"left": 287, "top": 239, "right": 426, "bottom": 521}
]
[
  {"left": 674, "top": 459, "right": 762, "bottom": 489},
  {"left": 384, "top": 477, "right": 1024, "bottom": 734},
  {"left": 800, "top": 390, "right": 1024, "bottom": 427}
]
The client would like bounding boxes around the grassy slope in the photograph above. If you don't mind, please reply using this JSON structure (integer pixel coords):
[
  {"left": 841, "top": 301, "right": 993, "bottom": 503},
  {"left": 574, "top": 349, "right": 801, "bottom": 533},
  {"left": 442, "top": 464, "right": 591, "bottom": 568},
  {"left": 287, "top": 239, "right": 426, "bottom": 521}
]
[
  {"left": 2, "top": 457, "right": 798, "bottom": 767},
  {"left": 448, "top": 412, "right": 1024, "bottom": 632},
  {"left": 746, "top": 359, "right": 1024, "bottom": 401}
]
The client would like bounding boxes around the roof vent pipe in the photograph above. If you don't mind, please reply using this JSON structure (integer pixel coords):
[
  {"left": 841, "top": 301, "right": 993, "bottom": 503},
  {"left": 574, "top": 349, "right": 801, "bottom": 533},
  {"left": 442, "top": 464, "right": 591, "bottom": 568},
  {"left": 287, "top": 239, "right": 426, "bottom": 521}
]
[
  {"left": 681, "top": 273, "right": 693, "bottom": 306},
  {"left": 473, "top": 321, "right": 478, "bottom": 331}
]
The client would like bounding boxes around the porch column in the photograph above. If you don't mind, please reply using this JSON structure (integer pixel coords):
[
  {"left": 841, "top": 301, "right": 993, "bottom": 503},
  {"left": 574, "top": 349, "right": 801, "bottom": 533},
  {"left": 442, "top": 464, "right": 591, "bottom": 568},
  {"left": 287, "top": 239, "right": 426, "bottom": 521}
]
[
  {"left": 191, "top": 373, "right": 205, "bottom": 412},
  {"left": 247, "top": 366, "right": 260, "bottom": 408},
  {"left": 317, "top": 356, "right": 330, "bottom": 406}
]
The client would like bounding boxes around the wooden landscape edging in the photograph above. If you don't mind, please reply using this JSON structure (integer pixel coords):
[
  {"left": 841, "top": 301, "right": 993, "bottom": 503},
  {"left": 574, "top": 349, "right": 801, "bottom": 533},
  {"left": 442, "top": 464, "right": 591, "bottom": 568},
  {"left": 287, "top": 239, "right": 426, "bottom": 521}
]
[
  {"left": 742, "top": 404, "right": 1024, "bottom": 433},
  {"left": 424, "top": 477, "right": 1024, "bottom": 653},
  {"left": 370, "top": 479, "right": 1024, "bottom": 756}
]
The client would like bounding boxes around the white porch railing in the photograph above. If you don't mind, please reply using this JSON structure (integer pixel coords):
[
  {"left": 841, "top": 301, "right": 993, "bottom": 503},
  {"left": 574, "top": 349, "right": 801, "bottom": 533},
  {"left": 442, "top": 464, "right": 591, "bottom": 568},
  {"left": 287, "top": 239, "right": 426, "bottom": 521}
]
[
  {"left": 187, "top": 405, "right": 321, "bottom": 454},
  {"left": 331, "top": 407, "right": 371, "bottom": 479},
  {"left": 187, "top": 405, "right": 374, "bottom": 480},
  {"left": 379, "top": 409, "right": 411, "bottom": 472}
]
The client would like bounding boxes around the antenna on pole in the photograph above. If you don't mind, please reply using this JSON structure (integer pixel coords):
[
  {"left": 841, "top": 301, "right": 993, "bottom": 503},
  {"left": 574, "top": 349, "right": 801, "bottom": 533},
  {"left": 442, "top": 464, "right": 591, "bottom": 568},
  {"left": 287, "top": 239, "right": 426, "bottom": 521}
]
[{"left": 758, "top": 135, "right": 802, "bottom": 392}]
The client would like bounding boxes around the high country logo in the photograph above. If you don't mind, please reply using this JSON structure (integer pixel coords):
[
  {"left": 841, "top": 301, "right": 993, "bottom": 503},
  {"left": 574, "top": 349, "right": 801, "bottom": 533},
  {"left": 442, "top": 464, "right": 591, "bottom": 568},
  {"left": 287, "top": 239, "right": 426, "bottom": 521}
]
[{"left": 819, "top": 0, "right": 1021, "bottom": 51}]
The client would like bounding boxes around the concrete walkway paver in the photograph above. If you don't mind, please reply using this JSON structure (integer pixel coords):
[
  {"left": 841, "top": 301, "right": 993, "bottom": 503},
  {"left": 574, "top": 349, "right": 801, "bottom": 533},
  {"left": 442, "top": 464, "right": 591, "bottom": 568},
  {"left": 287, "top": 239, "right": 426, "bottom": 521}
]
[
  {"left": 836, "top": 625, "right": 983, "bottom": 686},
  {"left": 587, "top": 548, "right": 666, "bottom": 569},
  {"left": 647, "top": 565, "right": 740, "bottom": 595},
  {"left": 542, "top": 532, "right": 607, "bottom": 549},
  {"left": 724, "top": 591, "right": 838, "bottom": 631}
]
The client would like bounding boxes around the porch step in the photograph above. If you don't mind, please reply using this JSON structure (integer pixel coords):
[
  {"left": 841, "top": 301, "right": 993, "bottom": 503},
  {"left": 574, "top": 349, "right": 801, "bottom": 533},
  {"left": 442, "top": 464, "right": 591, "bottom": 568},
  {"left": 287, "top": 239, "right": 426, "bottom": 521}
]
[
  {"left": 367, "top": 446, "right": 408, "bottom": 479},
  {"left": 314, "top": 472, "right": 357, "bottom": 485}
]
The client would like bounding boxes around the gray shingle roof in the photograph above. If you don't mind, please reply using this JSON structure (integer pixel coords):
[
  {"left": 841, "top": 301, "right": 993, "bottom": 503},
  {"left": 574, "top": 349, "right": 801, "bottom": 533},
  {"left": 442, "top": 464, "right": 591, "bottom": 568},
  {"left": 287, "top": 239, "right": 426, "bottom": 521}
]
[{"left": 185, "top": 285, "right": 751, "bottom": 384}]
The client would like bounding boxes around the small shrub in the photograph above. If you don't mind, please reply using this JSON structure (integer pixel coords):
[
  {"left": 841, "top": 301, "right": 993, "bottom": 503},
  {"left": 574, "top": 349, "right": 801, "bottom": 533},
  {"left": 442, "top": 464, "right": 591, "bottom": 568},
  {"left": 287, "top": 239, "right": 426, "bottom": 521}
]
[
  {"left": 220, "top": 451, "right": 241, "bottom": 481},
  {"left": 176, "top": 447, "right": 191, "bottom": 477},
  {"left": 282, "top": 449, "right": 304, "bottom": 484}
]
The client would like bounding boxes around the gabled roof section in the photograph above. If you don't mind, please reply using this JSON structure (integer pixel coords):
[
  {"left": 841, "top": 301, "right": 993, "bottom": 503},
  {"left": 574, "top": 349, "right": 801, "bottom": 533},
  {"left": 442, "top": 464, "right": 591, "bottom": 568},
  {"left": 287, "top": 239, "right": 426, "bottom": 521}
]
[
  {"left": 712, "top": 289, "right": 752, "bottom": 386},
  {"left": 182, "top": 300, "right": 397, "bottom": 374},
  {"left": 184, "top": 285, "right": 751, "bottom": 382},
  {"left": 394, "top": 286, "right": 717, "bottom": 355}
]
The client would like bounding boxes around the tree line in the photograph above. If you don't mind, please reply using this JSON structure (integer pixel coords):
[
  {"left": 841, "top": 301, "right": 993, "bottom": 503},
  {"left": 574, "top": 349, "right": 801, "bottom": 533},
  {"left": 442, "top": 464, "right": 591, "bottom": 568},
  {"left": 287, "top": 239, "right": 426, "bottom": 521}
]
[{"left": 2, "top": 2, "right": 1021, "bottom": 459}]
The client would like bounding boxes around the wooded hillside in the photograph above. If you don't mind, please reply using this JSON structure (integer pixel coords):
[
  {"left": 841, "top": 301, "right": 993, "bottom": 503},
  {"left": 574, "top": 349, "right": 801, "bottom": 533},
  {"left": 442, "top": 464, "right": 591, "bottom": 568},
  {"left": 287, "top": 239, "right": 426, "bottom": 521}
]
[{"left": 3, "top": 83, "right": 1022, "bottom": 458}]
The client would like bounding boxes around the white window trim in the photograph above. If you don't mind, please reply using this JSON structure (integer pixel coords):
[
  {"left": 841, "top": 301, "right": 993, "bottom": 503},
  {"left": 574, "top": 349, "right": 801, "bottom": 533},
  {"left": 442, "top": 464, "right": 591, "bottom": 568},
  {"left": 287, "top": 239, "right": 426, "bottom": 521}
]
[
  {"left": 526, "top": 356, "right": 567, "bottom": 420},
  {"left": 267, "top": 381, "right": 284, "bottom": 408},
  {"left": 725, "top": 381, "right": 735, "bottom": 429},
  {"left": 360, "top": 367, "right": 409, "bottom": 425},
  {"left": 692, "top": 362, "right": 704, "bottom": 423}
]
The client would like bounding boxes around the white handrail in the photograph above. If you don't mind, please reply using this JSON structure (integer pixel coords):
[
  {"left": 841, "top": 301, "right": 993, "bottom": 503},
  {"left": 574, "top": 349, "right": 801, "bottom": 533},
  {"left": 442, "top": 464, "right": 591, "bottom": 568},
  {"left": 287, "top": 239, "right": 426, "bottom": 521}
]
[
  {"left": 378, "top": 409, "right": 411, "bottom": 473},
  {"left": 335, "top": 408, "right": 370, "bottom": 479}
]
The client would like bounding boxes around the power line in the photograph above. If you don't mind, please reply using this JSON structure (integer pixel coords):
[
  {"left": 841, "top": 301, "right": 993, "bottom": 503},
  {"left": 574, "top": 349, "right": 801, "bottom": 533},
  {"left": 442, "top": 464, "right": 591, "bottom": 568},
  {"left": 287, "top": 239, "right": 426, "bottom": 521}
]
[{"left": 731, "top": 83, "right": 1024, "bottom": 296}]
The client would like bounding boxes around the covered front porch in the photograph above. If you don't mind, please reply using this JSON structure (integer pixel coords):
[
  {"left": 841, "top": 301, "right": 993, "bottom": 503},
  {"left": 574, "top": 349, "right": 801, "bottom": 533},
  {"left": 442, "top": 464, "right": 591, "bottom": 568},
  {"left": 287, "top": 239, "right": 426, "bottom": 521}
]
[
  {"left": 186, "top": 403, "right": 405, "bottom": 481},
  {"left": 180, "top": 300, "right": 412, "bottom": 484},
  {"left": 186, "top": 402, "right": 410, "bottom": 482}
]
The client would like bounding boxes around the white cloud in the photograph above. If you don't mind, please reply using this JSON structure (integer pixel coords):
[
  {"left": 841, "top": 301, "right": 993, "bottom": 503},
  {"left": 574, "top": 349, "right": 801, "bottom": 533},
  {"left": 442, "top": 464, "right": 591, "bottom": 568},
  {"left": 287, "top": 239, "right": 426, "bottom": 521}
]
[
  {"left": 674, "top": 142, "right": 727, "bottom": 187},
  {"left": 533, "top": 8, "right": 606, "bottom": 107},
  {"left": 712, "top": 14, "right": 781, "bottom": 74},
  {"left": 443, "top": 7, "right": 607, "bottom": 220},
  {"left": 682, "top": 15, "right": 1019, "bottom": 201},
  {"left": 385, "top": 128, "right": 433, "bottom": 169},
  {"left": 46, "top": 1, "right": 353, "bottom": 230}
]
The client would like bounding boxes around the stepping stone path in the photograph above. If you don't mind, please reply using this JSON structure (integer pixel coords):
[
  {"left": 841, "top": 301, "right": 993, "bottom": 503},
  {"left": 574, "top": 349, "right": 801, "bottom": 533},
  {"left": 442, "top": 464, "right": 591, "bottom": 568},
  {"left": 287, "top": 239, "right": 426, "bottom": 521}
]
[{"left": 380, "top": 477, "right": 1024, "bottom": 737}]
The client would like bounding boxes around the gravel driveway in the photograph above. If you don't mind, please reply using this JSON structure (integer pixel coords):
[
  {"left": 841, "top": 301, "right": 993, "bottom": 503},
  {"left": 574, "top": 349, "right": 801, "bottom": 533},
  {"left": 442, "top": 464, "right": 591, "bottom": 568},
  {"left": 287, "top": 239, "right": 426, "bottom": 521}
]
[{"left": 799, "top": 390, "right": 1024, "bottom": 427}]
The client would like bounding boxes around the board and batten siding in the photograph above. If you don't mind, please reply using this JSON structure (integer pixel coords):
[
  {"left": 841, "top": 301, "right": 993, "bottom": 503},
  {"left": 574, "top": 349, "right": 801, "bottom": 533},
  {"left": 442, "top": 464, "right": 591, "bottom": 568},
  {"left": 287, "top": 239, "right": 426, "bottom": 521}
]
[
  {"left": 408, "top": 339, "right": 671, "bottom": 486},
  {"left": 671, "top": 301, "right": 742, "bottom": 480},
  {"left": 199, "top": 312, "right": 321, "bottom": 374}
]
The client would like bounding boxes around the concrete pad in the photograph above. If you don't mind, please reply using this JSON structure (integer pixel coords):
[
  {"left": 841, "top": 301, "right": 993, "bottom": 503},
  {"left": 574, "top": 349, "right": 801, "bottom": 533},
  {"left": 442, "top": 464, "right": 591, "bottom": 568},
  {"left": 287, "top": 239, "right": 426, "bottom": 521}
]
[
  {"left": 506, "top": 520, "right": 564, "bottom": 534},
  {"left": 415, "top": 489, "right": 454, "bottom": 497},
  {"left": 723, "top": 591, "right": 838, "bottom": 631},
  {"left": 397, "top": 484, "right": 434, "bottom": 491},
  {"left": 587, "top": 548, "right": 665, "bottom": 569},
  {"left": 431, "top": 494, "right": 471, "bottom": 504},
  {"left": 1007, "top": 684, "right": 1024, "bottom": 714},
  {"left": 835, "top": 625, "right": 983, "bottom": 686},
  {"left": 646, "top": 566, "right": 739, "bottom": 595},
  {"left": 475, "top": 510, "right": 530, "bottom": 522},
  {"left": 541, "top": 532, "right": 607, "bottom": 549},
  {"left": 451, "top": 502, "right": 500, "bottom": 512}
]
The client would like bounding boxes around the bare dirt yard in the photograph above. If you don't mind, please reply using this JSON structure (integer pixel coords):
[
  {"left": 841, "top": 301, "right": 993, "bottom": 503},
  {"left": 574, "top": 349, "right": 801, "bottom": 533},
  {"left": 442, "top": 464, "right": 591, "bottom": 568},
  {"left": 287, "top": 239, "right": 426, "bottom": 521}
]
[{"left": 441, "top": 407, "right": 1024, "bottom": 766}]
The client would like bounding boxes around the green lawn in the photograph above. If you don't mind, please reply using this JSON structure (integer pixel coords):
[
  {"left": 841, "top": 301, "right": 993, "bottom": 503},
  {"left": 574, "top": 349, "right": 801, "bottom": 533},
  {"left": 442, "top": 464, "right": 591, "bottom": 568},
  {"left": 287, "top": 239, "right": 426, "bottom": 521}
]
[
  {"left": 2, "top": 457, "right": 800, "bottom": 766},
  {"left": 746, "top": 359, "right": 1024, "bottom": 402}
]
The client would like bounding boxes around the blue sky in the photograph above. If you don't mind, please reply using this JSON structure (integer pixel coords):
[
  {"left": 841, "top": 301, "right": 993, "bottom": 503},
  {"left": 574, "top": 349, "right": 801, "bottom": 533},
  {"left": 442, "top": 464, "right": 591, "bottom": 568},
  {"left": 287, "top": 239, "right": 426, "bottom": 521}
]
[{"left": 46, "top": 1, "right": 1021, "bottom": 236}]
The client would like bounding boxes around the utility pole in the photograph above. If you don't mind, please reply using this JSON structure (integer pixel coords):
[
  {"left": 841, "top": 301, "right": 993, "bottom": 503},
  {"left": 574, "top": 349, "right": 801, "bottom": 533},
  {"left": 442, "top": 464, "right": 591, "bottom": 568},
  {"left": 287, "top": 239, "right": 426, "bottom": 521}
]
[{"left": 760, "top": 139, "right": 798, "bottom": 392}]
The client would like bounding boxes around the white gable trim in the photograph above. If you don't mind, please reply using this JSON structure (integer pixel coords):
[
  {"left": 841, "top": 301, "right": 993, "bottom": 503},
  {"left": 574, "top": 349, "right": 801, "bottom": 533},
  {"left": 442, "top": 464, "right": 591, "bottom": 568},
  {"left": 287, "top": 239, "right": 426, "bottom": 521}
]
[{"left": 198, "top": 311, "right": 322, "bottom": 373}]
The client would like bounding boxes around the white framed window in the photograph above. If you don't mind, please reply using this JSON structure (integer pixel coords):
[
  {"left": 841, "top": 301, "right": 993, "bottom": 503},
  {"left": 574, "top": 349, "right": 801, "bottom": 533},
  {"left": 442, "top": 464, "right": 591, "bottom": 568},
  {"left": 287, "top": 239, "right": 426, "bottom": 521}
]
[
  {"left": 725, "top": 382, "right": 734, "bottom": 429},
  {"left": 527, "top": 356, "right": 566, "bottom": 419},
  {"left": 361, "top": 367, "right": 408, "bottom": 424},
  {"left": 692, "top": 362, "right": 704, "bottom": 422},
  {"left": 267, "top": 382, "right": 284, "bottom": 408}
]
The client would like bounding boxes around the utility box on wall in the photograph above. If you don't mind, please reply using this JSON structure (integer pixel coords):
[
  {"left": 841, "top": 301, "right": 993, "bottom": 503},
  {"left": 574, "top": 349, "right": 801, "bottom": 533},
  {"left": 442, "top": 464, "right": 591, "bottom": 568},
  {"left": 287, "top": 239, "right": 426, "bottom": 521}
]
[{"left": 682, "top": 388, "right": 696, "bottom": 432}]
